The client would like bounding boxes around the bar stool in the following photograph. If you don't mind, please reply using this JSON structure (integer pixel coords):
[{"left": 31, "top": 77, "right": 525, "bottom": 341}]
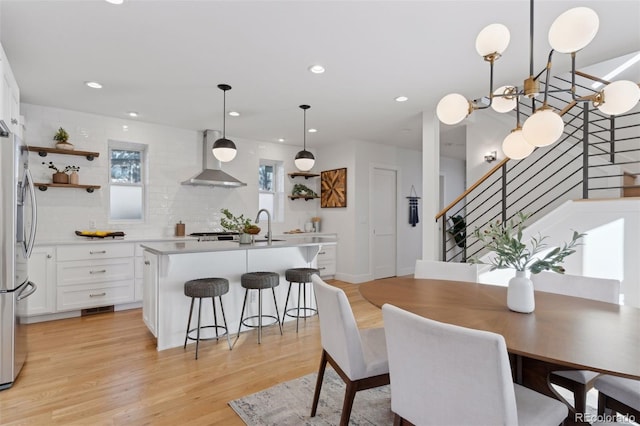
[
  {"left": 183, "top": 277, "right": 232, "bottom": 359},
  {"left": 236, "top": 272, "right": 283, "bottom": 344},
  {"left": 282, "top": 267, "right": 319, "bottom": 332}
]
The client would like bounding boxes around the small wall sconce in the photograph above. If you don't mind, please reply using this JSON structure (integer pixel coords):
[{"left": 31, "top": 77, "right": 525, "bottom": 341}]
[{"left": 484, "top": 151, "right": 497, "bottom": 163}]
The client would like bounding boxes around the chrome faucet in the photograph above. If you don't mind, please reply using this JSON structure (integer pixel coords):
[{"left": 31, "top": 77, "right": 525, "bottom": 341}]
[{"left": 255, "top": 209, "right": 272, "bottom": 244}]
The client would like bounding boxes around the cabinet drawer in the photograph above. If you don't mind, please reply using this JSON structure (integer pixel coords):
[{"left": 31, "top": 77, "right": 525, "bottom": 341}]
[
  {"left": 57, "top": 243, "right": 134, "bottom": 261},
  {"left": 317, "top": 245, "right": 336, "bottom": 261},
  {"left": 57, "top": 258, "right": 134, "bottom": 286},
  {"left": 57, "top": 280, "right": 134, "bottom": 311},
  {"left": 317, "top": 262, "right": 336, "bottom": 277}
]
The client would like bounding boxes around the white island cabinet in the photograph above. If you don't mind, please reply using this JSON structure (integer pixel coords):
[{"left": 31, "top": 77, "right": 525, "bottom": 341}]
[{"left": 141, "top": 237, "right": 337, "bottom": 351}]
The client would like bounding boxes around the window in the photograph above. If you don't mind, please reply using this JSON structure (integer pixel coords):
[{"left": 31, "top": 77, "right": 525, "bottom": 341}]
[
  {"left": 258, "top": 159, "right": 284, "bottom": 222},
  {"left": 109, "top": 142, "right": 147, "bottom": 221}
]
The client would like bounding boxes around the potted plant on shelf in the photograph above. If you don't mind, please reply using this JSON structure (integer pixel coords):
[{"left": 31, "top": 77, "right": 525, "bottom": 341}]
[
  {"left": 469, "top": 212, "right": 584, "bottom": 313},
  {"left": 292, "top": 183, "right": 317, "bottom": 198},
  {"left": 53, "top": 127, "right": 74, "bottom": 150},
  {"left": 43, "top": 161, "right": 70, "bottom": 184},
  {"left": 220, "top": 208, "right": 260, "bottom": 244}
]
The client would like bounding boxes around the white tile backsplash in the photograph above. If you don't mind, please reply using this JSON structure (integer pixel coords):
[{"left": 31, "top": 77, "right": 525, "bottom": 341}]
[{"left": 23, "top": 103, "right": 319, "bottom": 242}]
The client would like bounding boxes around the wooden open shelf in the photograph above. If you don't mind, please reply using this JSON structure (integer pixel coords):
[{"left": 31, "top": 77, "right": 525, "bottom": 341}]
[
  {"left": 288, "top": 195, "right": 319, "bottom": 201},
  {"left": 36, "top": 183, "right": 101, "bottom": 193},
  {"left": 288, "top": 172, "right": 319, "bottom": 179},
  {"left": 28, "top": 146, "right": 100, "bottom": 161}
]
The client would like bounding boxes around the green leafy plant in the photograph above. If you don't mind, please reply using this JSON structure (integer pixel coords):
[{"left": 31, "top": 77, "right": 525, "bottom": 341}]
[
  {"left": 42, "top": 162, "right": 79, "bottom": 173},
  {"left": 292, "top": 183, "right": 317, "bottom": 197},
  {"left": 447, "top": 215, "right": 466, "bottom": 248},
  {"left": 53, "top": 127, "right": 69, "bottom": 143},
  {"left": 219, "top": 208, "right": 254, "bottom": 233},
  {"left": 469, "top": 212, "right": 585, "bottom": 274}
]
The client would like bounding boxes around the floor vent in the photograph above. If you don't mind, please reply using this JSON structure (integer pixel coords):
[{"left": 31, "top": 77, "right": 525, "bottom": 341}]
[{"left": 81, "top": 305, "right": 114, "bottom": 316}]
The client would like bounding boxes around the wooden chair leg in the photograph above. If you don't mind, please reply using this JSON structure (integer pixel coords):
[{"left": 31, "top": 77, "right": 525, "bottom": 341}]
[
  {"left": 310, "top": 350, "right": 328, "bottom": 417},
  {"left": 573, "top": 382, "right": 587, "bottom": 414},
  {"left": 393, "top": 413, "right": 403, "bottom": 426},
  {"left": 340, "top": 381, "right": 357, "bottom": 426}
]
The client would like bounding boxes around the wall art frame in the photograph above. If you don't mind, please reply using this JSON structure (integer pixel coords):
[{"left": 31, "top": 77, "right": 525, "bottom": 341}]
[{"left": 321, "top": 167, "right": 347, "bottom": 208}]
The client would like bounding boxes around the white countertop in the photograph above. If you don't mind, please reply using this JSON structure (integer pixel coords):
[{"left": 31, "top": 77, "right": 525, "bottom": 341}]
[
  {"left": 140, "top": 236, "right": 337, "bottom": 255},
  {"left": 34, "top": 235, "right": 198, "bottom": 246}
]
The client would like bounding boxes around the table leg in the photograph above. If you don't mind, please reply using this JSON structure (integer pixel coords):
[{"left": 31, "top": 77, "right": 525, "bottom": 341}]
[{"left": 514, "top": 355, "right": 589, "bottom": 426}]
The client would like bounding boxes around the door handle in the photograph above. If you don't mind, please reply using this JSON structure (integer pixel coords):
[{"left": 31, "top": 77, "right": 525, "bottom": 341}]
[
  {"left": 25, "top": 169, "right": 38, "bottom": 258},
  {"left": 17, "top": 281, "right": 37, "bottom": 301}
]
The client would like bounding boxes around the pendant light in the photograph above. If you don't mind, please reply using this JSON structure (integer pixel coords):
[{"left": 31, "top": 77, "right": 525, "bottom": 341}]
[
  {"left": 294, "top": 104, "right": 315, "bottom": 172},
  {"left": 212, "top": 84, "right": 237, "bottom": 162}
]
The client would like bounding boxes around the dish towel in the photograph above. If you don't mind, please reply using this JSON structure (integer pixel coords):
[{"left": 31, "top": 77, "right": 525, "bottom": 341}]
[{"left": 409, "top": 198, "right": 419, "bottom": 227}]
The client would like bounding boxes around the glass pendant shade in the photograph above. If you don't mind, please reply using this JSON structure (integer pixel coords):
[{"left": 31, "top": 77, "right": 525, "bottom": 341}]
[
  {"left": 436, "top": 93, "right": 470, "bottom": 125},
  {"left": 502, "top": 128, "right": 535, "bottom": 160},
  {"left": 294, "top": 150, "right": 315, "bottom": 172},
  {"left": 596, "top": 80, "right": 640, "bottom": 115},
  {"left": 522, "top": 108, "right": 565, "bottom": 147},
  {"left": 212, "top": 138, "right": 237, "bottom": 162},
  {"left": 548, "top": 7, "right": 599, "bottom": 53},
  {"left": 491, "top": 86, "right": 517, "bottom": 113},
  {"left": 475, "top": 24, "right": 510, "bottom": 58}
]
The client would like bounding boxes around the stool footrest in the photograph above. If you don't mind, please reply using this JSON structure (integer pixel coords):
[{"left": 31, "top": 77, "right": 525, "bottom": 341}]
[
  {"left": 186, "top": 325, "right": 230, "bottom": 342},
  {"left": 284, "top": 307, "right": 318, "bottom": 319},
  {"left": 241, "top": 314, "right": 280, "bottom": 329}
]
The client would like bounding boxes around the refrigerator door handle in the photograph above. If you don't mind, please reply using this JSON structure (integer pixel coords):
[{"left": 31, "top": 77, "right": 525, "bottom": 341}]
[
  {"left": 24, "top": 169, "right": 38, "bottom": 258},
  {"left": 17, "top": 281, "right": 37, "bottom": 301}
]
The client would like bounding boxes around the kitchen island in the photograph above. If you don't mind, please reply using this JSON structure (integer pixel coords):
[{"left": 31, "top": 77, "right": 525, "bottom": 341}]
[{"left": 140, "top": 236, "right": 337, "bottom": 351}]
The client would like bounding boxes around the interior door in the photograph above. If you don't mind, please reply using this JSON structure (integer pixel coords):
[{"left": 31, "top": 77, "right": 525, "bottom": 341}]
[{"left": 373, "top": 168, "right": 397, "bottom": 279}]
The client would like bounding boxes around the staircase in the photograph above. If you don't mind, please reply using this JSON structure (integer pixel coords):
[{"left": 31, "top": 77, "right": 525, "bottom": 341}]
[{"left": 436, "top": 73, "right": 640, "bottom": 264}]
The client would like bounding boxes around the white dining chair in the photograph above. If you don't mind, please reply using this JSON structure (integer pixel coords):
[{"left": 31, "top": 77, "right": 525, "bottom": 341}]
[
  {"left": 594, "top": 375, "right": 640, "bottom": 420},
  {"left": 532, "top": 271, "right": 621, "bottom": 414},
  {"left": 382, "top": 303, "right": 568, "bottom": 426},
  {"left": 310, "top": 275, "right": 390, "bottom": 426},
  {"left": 414, "top": 259, "right": 479, "bottom": 282}
]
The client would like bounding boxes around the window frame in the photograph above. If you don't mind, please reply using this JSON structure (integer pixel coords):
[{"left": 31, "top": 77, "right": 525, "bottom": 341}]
[
  {"left": 258, "top": 159, "right": 284, "bottom": 223},
  {"left": 108, "top": 140, "right": 148, "bottom": 224}
]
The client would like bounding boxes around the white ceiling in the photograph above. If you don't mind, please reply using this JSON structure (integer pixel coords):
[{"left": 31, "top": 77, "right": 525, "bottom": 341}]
[{"left": 1, "top": 0, "right": 638, "bottom": 153}]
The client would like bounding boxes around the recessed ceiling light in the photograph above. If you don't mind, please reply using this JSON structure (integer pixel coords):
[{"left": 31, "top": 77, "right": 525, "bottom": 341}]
[
  {"left": 278, "top": 138, "right": 285, "bottom": 142},
  {"left": 105, "top": 0, "right": 124, "bottom": 4},
  {"left": 85, "top": 81, "right": 102, "bottom": 89},
  {"left": 128, "top": 111, "right": 138, "bottom": 118},
  {"left": 228, "top": 111, "right": 240, "bottom": 117},
  {"left": 308, "top": 65, "right": 325, "bottom": 74},
  {"left": 395, "top": 96, "right": 409, "bottom": 102},
  {"left": 122, "top": 125, "right": 129, "bottom": 131},
  {"left": 308, "top": 128, "right": 317, "bottom": 133}
]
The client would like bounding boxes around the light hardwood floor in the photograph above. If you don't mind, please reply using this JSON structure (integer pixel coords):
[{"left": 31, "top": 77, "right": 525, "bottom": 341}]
[{"left": 0, "top": 280, "right": 383, "bottom": 425}]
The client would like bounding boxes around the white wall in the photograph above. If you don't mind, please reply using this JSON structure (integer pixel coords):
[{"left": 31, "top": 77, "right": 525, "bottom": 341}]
[
  {"left": 22, "top": 103, "right": 318, "bottom": 242},
  {"left": 315, "top": 139, "right": 422, "bottom": 283}
]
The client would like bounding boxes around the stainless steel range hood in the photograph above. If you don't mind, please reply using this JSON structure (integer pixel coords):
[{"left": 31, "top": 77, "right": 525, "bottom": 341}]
[{"left": 182, "top": 130, "right": 246, "bottom": 188}]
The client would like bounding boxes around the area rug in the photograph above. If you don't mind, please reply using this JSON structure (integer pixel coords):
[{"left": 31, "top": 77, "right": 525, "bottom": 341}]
[{"left": 228, "top": 368, "right": 393, "bottom": 425}]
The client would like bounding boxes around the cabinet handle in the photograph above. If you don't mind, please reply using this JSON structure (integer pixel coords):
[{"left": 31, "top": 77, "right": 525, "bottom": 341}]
[
  {"left": 89, "top": 292, "right": 106, "bottom": 297},
  {"left": 318, "top": 251, "right": 326, "bottom": 255},
  {"left": 144, "top": 260, "right": 150, "bottom": 265},
  {"left": 89, "top": 269, "right": 107, "bottom": 274},
  {"left": 89, "top": 250, "right": 107, "bottom": 255},
  {"left": 318, "top": 267, "right": 326, "bottom": 270},
  {"left": 46, "top": 254, "right": 52, "bottom": 259}
]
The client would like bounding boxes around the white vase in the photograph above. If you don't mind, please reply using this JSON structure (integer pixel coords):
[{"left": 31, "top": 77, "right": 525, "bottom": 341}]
[{"left": 507, "top": 270, "right": 535, "bottom": 313}]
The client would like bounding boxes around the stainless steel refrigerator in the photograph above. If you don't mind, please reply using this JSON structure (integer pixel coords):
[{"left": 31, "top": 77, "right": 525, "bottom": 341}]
[{"left": 0, "top": 120, "right": 37, "bottom": 390}]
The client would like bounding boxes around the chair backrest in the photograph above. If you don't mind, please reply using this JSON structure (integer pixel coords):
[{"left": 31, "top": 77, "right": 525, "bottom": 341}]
[
  {"left": 414, "top": 259, "right": 479, "bottom": 282},
  {"left": 311, "top": 275, "right": 367, "bottom": 380},
  {"left": 531, "top": 271, "right": 620, "bottom": 304},
  {"left": 382, "top": 303, "right": 517, "bottom": 425}
]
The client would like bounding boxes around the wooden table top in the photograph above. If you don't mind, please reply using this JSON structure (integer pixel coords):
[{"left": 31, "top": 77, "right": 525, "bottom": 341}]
[{"left": 359, "top": 276, "right": 640, "bottom": 380}]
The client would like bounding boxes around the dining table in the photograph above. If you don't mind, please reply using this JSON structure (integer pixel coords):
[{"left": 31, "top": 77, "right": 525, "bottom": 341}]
[{"left": 359, "top": 276, "right": 640, "bottom": 425}]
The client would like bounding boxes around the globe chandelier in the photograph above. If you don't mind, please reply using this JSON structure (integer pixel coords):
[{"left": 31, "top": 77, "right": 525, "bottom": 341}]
[
  {"left": 436, "top": 0, "right": 640, "bottom": 160},
  {"left": 294, "top": 104, "right": 315, "bottom": 171},
  {"left": 212, "top": 84, "right": 238, "bottom": 162}
]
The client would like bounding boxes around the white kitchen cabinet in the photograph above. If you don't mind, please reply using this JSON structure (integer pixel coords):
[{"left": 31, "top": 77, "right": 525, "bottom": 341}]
[
  {"left": 0, "top": 43, "right": 20, "bottom": 136},
  {"left": 142, "top": 251, "right": 158, "bottom": 337},
  {"left": 316, "top": 244, "right": 336, "bottom": 278},
  {"left": 56, "top": 243, "right": 135, "bottom": 311},
  {"left": 27, "top": 246, "right": 56, "bottom": 316}
]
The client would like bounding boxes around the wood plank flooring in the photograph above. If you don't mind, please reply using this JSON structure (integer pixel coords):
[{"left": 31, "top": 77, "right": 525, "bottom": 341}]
[{"left": 0, "top": 280, "right": 383, "bottom": 425}]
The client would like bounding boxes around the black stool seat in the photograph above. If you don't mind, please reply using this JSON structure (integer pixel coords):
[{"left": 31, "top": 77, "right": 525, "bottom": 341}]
[
  {"left": 241, "top": 272, "right": 279, "bottom": 289},
  {"left": 282, "top": 267, "right": 320, "bottom": 332},
  {"left": 236, "top": 272, "right": 282, "bottom": 345},
  {"left": 185, "top": 278, "right": 229, "bottom": 298},
  {"left": 183, "top": 277, "right": 231, "bottom": 359},
  {"left": 285, "top": 268, "right": 320, "bottom": 283}
]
